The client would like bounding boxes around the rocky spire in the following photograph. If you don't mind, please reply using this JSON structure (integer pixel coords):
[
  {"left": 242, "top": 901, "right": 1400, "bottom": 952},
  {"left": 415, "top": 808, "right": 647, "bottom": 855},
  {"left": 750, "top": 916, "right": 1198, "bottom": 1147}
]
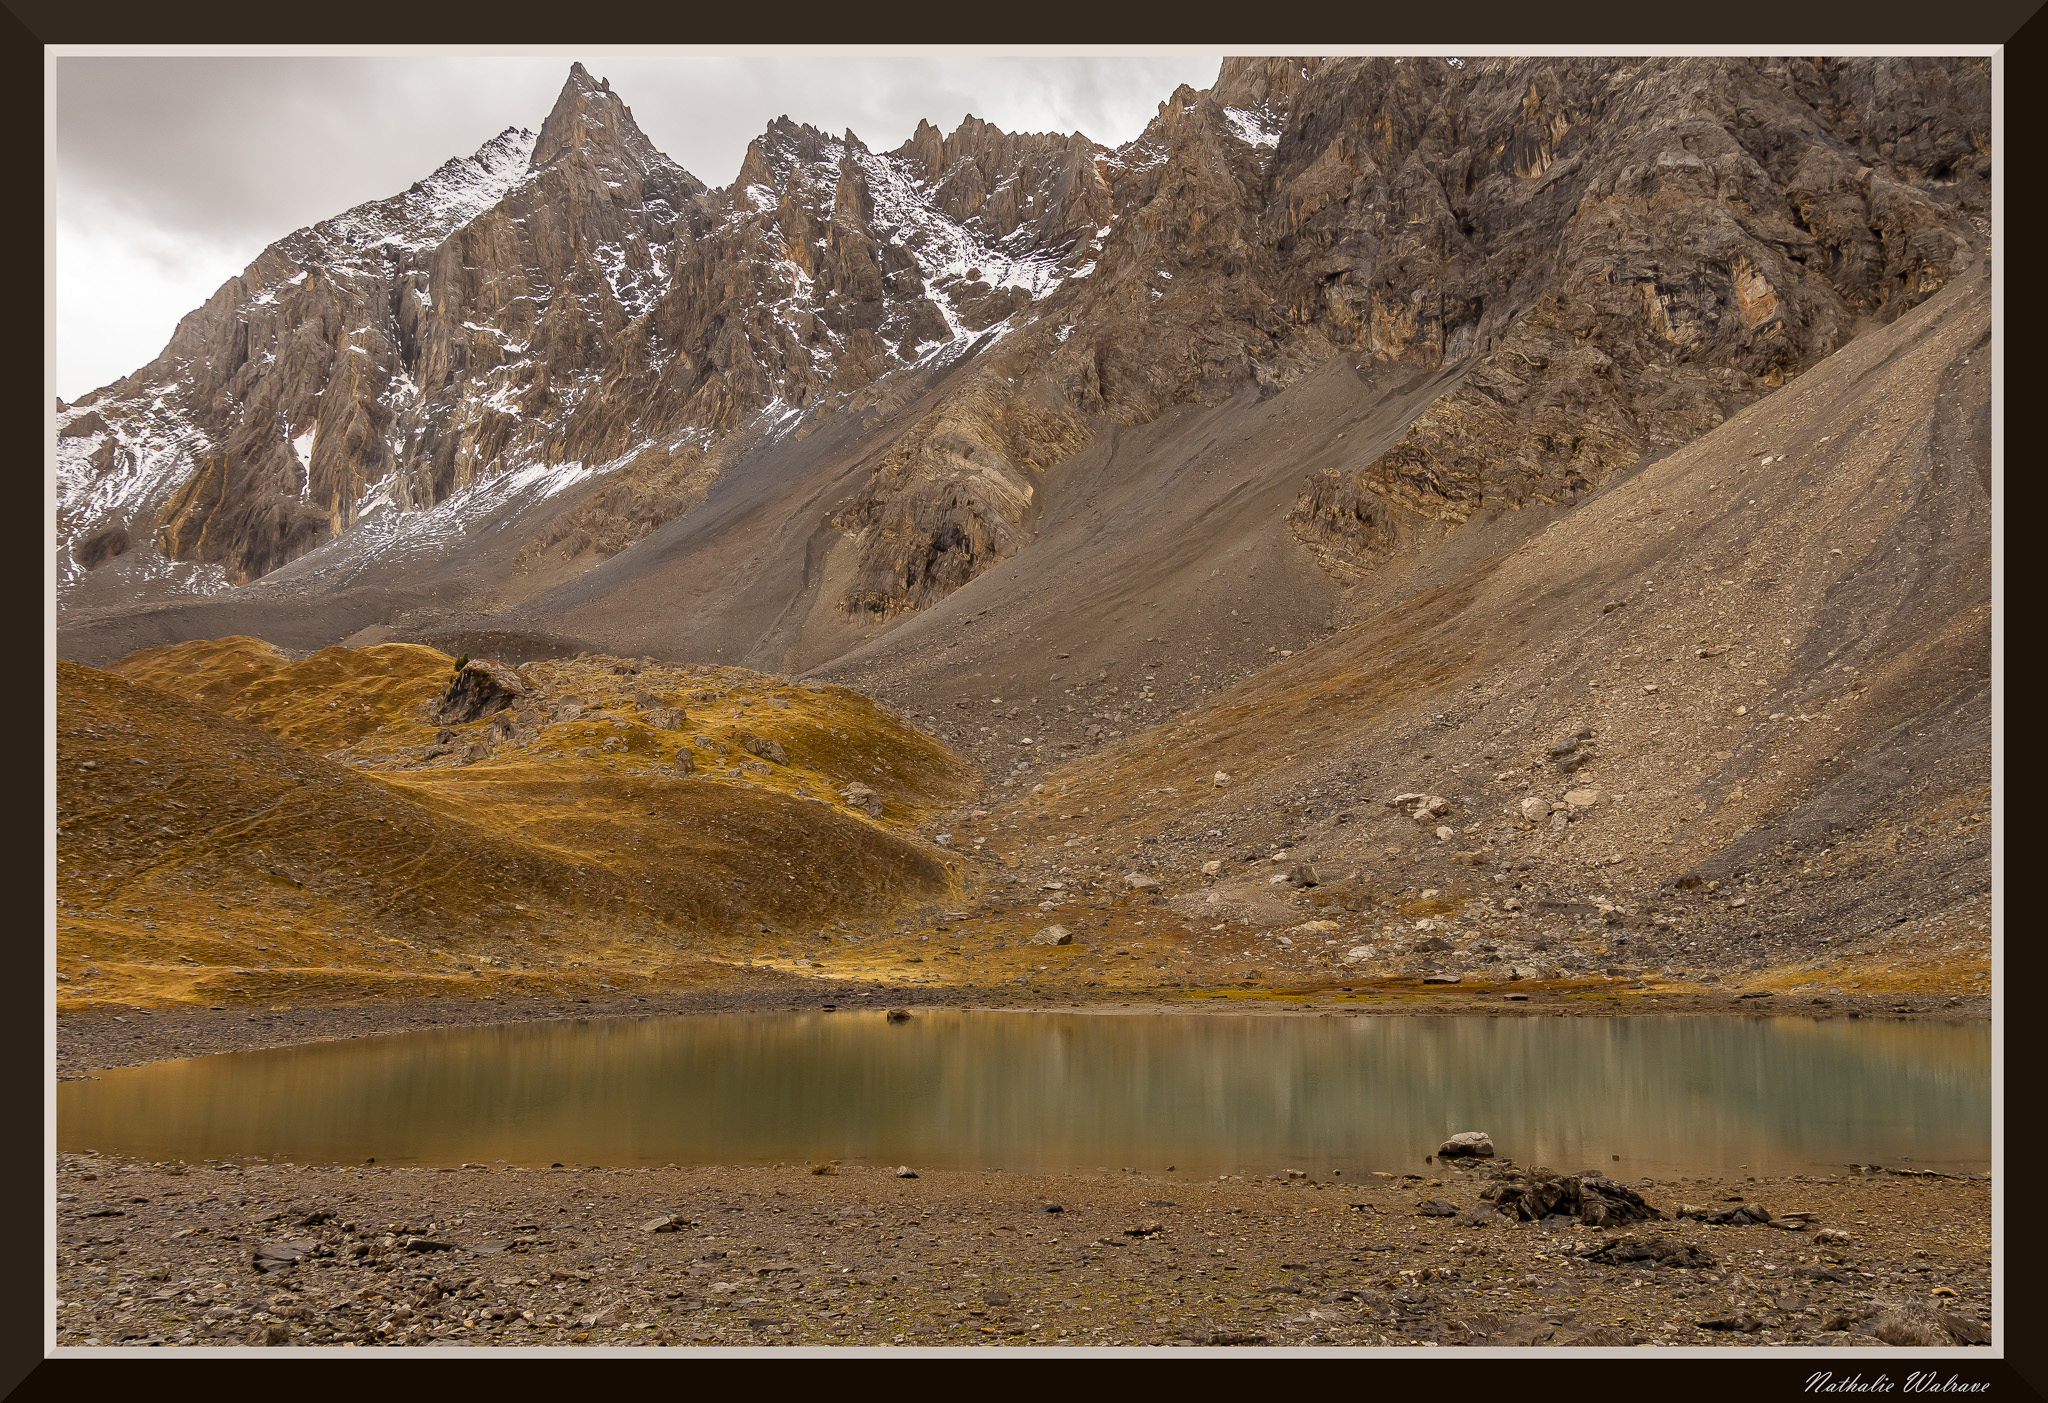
[{"left": 529, "top": 61, "right": 678, "bottom": 179}]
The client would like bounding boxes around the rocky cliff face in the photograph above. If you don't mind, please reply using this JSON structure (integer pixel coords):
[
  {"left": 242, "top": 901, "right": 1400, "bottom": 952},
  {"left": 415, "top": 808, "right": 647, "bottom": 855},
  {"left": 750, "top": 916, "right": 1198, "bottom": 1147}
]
[
  {"left": 57, "top": 56, "right": 1988, "bottom": 634},
  {"left": 1278, "top": 57, "right": 1988, "bottom": 572},
  {"left": 58, "top": 62, "right": 707, "bottom": 587}
]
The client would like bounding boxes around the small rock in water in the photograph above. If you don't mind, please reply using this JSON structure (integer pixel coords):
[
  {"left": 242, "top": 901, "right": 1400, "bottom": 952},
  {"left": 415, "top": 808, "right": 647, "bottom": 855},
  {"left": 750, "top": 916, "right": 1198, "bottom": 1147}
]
[
  {"left": 885, "top": 1008, "right": 913, "bottom": 1022},
  {"left": 1438, "top": 1131, "right": 1496, "bottom": 1159}
]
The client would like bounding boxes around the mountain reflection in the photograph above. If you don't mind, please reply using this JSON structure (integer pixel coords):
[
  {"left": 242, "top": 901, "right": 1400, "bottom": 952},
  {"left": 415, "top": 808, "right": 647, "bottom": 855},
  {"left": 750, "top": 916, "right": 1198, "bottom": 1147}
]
[{"left": 58, "top": 1012, "right": 1990, "bottom": 1177}]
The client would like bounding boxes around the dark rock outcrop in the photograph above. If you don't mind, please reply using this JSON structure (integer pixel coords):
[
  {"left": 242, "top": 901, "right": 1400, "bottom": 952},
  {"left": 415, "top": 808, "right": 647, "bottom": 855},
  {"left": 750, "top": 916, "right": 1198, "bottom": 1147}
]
[
  {"left": 1481, "top": 1168, "right": 1666, "bottom": 1226},
  {"left": 433, "top": 661, "right": 527, "bottom": 724}
]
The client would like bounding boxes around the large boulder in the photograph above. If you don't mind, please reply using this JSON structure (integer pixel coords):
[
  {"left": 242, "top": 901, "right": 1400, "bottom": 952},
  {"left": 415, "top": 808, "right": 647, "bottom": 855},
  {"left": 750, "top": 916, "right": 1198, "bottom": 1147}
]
[{"left": 433, "top": 661, "right": 526, "bottom": 724}]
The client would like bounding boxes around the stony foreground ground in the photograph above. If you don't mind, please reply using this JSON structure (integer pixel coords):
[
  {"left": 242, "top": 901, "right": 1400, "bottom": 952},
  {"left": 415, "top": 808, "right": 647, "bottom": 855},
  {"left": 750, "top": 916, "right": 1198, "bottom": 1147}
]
[{"left": 55, "top": 1144, "right": 1989, "bottom": 1350}]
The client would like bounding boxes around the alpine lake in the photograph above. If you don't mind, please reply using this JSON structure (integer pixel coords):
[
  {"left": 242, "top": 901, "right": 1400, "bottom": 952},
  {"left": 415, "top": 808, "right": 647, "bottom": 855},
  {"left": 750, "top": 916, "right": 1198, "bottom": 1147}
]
[{"left": 57, "top": 1010, "right": 1989, "bottom": 1178}]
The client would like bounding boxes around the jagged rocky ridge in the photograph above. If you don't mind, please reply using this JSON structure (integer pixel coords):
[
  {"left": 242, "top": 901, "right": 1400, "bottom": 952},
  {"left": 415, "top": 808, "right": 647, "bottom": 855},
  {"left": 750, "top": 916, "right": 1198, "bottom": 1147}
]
[
  {"left": 56, "top": 61, "right": 1110, "bottom": 593},
  {"left": 58, "top": 56, "right": 1987, "bottom": 633}
]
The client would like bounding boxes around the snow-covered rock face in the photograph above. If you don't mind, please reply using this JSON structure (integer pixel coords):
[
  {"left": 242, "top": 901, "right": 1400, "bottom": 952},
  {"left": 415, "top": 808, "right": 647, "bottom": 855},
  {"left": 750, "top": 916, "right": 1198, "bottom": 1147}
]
[{"left": 54, "top": 66, "right": 1114, "bottom": 599}]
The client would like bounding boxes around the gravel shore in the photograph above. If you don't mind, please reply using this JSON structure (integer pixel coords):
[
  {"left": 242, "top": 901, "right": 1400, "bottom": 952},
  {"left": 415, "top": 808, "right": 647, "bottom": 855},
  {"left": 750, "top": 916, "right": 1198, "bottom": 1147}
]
[{"left": 53, "top": 1151, "right": 1989, "bottom": 1350}]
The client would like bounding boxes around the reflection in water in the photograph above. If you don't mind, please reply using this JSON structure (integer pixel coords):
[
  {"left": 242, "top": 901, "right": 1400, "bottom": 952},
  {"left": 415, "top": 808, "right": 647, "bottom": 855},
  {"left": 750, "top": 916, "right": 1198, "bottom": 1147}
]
[{"left": 57, "top": 1012, "right": 1990, "bottom": 1177}]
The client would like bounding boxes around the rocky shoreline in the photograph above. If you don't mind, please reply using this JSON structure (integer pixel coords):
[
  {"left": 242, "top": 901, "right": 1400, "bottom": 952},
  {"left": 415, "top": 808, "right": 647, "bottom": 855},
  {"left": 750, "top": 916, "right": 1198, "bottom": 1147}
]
[{"left": 53, "top": 1149, "right": 1989, "bottom": 1350}]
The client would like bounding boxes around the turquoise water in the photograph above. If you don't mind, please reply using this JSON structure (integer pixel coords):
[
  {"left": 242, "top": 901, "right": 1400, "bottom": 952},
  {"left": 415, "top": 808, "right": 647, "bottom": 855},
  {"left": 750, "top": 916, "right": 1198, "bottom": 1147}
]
[{"left": 57, "top": 1011, "right": 1991, "bottom": 1177}]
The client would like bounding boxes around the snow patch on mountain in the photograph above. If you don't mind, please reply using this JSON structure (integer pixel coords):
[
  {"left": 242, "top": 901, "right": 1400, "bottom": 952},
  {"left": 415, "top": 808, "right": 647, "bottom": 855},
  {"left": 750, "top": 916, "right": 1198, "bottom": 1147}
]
[
  {"left": 325, "top": 127, "right": 539, "bottom": 255},
  {"left": 290, "top": 449, "right": 628, "bottom": 588},
  {"left": 55, "top": 390, "right": 210, "bottom": 534},
  {"left": 857, "top": 146, "right": 1074, "bottom": 311},
  {"left": 1223, "top": 105, "right": 1283, "bottom": 148}
]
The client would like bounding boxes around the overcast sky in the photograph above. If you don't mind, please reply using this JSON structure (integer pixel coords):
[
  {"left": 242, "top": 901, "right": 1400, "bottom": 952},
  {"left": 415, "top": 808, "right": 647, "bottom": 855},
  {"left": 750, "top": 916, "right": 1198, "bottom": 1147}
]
[{"left": 52, "top": 52, "right": 1227, "bottom": 401}]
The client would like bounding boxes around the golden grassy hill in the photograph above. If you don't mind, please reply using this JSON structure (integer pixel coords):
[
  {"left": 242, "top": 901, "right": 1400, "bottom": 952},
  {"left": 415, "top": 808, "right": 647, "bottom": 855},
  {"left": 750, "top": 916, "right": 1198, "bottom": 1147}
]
[
  {"left": 58, "top": 648, "right": 978, "bottom": 1010},
  {"left": 107, "top": 635, "right": 455, "bottom": 753}
]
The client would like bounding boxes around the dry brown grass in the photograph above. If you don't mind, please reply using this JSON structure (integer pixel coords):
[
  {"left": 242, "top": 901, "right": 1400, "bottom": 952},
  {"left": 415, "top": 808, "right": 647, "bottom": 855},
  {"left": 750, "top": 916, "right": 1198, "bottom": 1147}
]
[{"left": 58, "top": 647, "right": 980, "bottom": 1011}]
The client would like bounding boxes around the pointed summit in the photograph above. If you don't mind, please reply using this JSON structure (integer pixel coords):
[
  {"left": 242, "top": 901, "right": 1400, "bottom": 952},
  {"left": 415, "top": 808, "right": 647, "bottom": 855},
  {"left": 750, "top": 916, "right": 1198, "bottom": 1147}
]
[{"left": 530, "top": 62, "right": 682, "bottom": 180}]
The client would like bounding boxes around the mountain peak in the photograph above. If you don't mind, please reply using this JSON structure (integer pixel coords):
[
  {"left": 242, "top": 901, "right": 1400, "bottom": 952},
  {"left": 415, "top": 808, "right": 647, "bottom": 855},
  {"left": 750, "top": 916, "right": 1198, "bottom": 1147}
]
[{"left": 530, "top": 63, "right": 655, "bottom": 173}]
